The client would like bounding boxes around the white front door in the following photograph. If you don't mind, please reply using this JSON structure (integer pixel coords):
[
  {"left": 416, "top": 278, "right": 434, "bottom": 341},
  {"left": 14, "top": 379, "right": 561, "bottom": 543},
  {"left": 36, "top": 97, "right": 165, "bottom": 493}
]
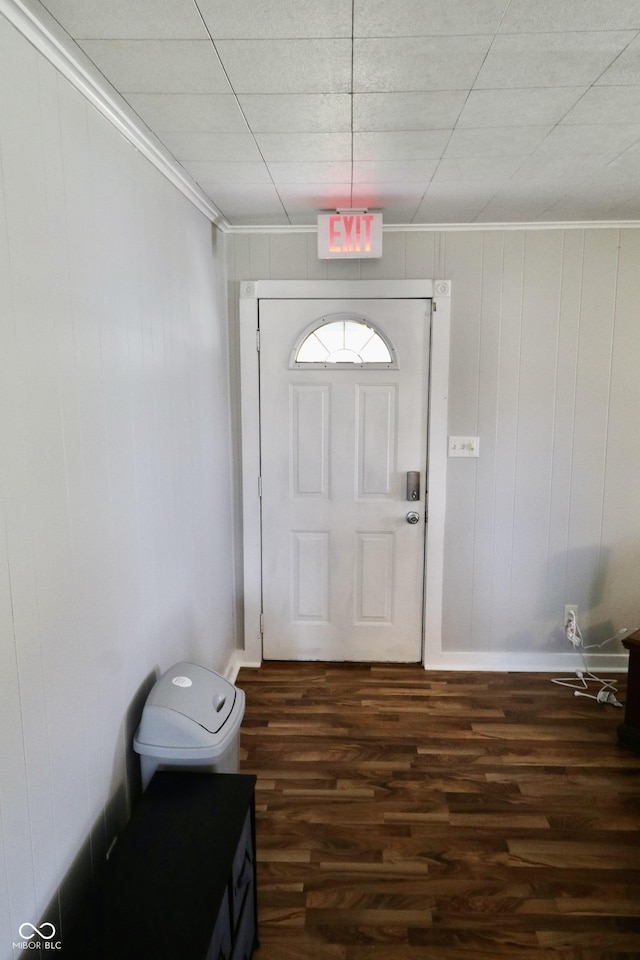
[{"left": 259, "top": 298, "right": 430, "bottom": 662}]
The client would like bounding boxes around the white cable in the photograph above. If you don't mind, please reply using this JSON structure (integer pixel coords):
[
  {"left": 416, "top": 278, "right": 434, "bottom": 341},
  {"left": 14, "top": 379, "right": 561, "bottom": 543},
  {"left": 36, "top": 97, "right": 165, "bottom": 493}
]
[
  {"left": 551, "top": 618, "right": 634, "bottom": 708},
  {"left": 565, "top": 609, "right": 580, "bottom": 648}
]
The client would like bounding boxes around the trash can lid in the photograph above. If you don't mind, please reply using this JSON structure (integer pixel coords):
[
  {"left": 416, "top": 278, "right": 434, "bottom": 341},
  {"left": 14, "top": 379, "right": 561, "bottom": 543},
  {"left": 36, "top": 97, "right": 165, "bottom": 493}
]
[{"left": 134, "top": 662, "right": 239, "bottom": 752}]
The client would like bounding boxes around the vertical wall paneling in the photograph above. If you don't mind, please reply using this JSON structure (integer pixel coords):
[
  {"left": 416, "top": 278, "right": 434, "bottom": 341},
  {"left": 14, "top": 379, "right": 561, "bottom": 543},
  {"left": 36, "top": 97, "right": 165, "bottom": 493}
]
[
  {"left": 442, "top": 232, "right": 484, "bottom": 646},
  {"left": 488, "top": 231, "right": 524, "bottom": 648},
  {"left": 405, "top": 232, "right": 437, "bottom": 280},
  {"left": 361, "top": 232, "right": 406, "bottom": 280},
  {"left": 510, "top": 231, "right": 564, "bottom": 644},
  {"left": 0, "top": 13, "right": 236, "bottom": 953},
  {"left": 566, "top": 231, "right": 620, "bottom": 620},
  {"left": 0, "top": 28, "right": 36, "bottom": 947},
  {"left": 0, "top": 28, "right": 60, "bottom": 926},
  {"left": 602, "top": 229, "right": 640, "bottom": 630},
  {"left": 546, "top": 230, "right": 584, "bottom": 633},
  {"left": 471, "top": 232, "right": 504, "bottom": 649},
  {"left": 268, "top": 233, "right": 311, "bottom": 280},
  {"left": 228, "top": 228, "right": 640, "bottom": 666}
]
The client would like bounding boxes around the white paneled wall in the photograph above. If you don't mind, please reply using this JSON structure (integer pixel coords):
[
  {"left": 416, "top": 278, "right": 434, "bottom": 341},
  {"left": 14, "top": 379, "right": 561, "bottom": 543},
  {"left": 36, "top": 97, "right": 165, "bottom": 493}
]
[
  {"left": 228, "top": 228, "right": 640, "bottom": 661},
  {"left": 0, "top": 15, "right": 235, "bottom": 955}
]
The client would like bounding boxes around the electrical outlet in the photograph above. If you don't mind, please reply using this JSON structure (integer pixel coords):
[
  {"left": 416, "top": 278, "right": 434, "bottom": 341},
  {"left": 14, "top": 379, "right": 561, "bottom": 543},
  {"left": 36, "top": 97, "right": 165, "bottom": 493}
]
[{"left": 564, "top": 604, "right": 578, "bottom": 628}]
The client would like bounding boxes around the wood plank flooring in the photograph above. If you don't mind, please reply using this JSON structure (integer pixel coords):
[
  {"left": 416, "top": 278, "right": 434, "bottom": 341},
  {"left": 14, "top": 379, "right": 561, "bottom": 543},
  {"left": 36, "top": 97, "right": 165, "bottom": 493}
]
[{"left": 236, "top": 663, "right": 640, "bottom": 960}]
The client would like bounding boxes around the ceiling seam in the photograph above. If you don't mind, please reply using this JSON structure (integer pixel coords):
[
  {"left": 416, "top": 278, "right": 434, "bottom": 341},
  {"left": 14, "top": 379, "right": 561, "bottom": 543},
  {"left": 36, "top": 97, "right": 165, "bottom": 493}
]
[
  {"left": 190, "top": 0, "right": 290, "bottom": 224},
  {"left": 351, "top": 0, "right": 355, "bottom": 209}
]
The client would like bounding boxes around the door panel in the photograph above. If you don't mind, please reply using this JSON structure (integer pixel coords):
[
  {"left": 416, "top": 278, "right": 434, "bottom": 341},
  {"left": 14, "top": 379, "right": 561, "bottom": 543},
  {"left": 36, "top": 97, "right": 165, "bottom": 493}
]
[
  {"left": 259, "top": 298, "right": 429, "bottom": 662},
  {"left": 290, "top": 385, "right": 329, "bottom": 497},
  {"left": 357, "top": 384, "right": 396, "bottom": 497}
]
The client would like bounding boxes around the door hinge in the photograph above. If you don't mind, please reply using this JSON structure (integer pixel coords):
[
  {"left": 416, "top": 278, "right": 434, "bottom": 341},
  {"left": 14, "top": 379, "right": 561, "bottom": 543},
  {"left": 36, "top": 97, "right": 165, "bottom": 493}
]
[
  {"left": 256, "top": 328, "right": 260, "bottom": 351},
  {"left": 432, "top": 300, "right": 437, "bottom": 312},
  {"left": 259, "top": 613, "right": 264, "bottom": 636},
  {"left": 258, "top": 476, "right": 262, "bottom": 498}
]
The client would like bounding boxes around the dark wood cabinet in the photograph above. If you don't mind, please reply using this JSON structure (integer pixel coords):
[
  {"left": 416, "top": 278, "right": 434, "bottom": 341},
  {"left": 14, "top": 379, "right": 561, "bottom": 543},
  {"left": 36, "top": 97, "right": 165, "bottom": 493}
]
[
  {"left": 63, "top": 772, "right": 258, "bottom": 959},
  {"left": 618, "top": 629, "right": 640, "bottom": 754}
]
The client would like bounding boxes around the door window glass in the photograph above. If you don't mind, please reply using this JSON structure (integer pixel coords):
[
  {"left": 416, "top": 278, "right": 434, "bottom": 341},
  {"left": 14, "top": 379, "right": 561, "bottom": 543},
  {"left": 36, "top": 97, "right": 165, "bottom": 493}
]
[{"left": 292, "top": 318, "right": 395, "bottom": 367}]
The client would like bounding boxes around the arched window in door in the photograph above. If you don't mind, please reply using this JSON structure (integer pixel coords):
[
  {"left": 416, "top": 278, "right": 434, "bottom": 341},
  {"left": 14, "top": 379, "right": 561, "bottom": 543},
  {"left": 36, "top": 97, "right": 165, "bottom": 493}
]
[{"left": 291, "top": 314, "right": 396, "bottom": 368}]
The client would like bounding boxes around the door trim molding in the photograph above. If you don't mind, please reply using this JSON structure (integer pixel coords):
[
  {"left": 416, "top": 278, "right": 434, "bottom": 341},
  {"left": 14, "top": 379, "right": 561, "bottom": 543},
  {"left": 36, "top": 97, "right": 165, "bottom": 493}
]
[{"left": 239, "top": 279, "right": 451, "bottom": 668}]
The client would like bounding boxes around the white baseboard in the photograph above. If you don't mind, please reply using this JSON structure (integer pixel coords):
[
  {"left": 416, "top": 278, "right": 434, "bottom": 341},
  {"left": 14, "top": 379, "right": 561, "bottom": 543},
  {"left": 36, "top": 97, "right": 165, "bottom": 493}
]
[
  {"left": 422, "top": 651, "right": 629, "bottom": 673},
  {"left": 227, "top": 648, "right": 629, "bottom": 675},
  {"left": 222, "top": 649, "right": 245, "bottom": 683}
]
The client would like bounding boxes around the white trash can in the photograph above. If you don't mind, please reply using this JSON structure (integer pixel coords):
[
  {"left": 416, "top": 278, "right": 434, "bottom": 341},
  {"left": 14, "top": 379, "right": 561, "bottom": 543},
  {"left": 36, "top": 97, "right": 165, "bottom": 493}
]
[{"left": 133, "top": 661, "right": 245, "bottom": 789}]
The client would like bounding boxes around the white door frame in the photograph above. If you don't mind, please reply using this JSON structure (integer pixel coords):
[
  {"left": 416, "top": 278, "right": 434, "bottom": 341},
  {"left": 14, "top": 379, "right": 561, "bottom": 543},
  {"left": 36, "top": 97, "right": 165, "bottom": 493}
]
[{"left": 238, "top": 279, "right": 451, "bottom": 668}]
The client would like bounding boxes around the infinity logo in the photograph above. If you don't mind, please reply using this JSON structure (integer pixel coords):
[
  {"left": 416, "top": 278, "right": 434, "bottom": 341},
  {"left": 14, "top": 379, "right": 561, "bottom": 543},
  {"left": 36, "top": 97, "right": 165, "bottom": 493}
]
[{"left": 19, "top": 922, "right": 56, "bottom": 940}]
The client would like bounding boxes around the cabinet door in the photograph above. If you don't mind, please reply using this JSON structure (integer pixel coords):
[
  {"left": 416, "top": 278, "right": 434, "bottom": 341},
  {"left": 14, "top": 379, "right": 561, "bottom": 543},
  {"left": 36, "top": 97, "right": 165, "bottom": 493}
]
[
  {"left": 231, "top": 812, "right": 255, "bottom": 929},
  {"left": 230, "top": 890, "right": 256, "bottom": 960},
  {"left": 206, "top": 886, "right": 232, "bottom": 960}
]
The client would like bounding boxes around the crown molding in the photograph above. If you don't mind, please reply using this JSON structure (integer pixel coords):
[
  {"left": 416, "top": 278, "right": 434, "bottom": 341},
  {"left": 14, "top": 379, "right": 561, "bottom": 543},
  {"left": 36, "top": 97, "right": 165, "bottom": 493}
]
[
  {"left": 0, "top": 0, "right": 228, "bottom": 227},
  {"left": 225, "top": 219, "right": 640, "bottom": 235}
]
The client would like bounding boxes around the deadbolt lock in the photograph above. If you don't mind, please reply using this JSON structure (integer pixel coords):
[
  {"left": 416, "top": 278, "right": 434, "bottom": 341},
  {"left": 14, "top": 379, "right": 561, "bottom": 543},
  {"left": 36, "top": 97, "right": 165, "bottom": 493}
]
[{"left": 406, "top": 471, "right": 420, "bottom": 501}]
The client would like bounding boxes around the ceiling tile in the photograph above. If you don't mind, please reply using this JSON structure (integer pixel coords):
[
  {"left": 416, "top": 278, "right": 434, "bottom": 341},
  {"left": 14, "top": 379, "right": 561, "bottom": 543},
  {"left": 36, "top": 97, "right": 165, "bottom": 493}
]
[
  {"left": 352, "top": 182, "right": 429, "bottom": 203},
  {"left": 354, "top": 130, "right": 451, "bottom": 160},
  {"left": 414, "top": 182, "right": 499, "bottom": 222},
  {"left": 33, "top": 0, "right": 640, "bottom": 225},
  {"left": 238, "top": 95, "right": 352, "bottom": 133},
  {"left": 354, "top": 0, "right": 510, "bottom": 36},
  {"left": 377, "top": 204, "right": 425, "bottom": 224},
  {"left": 229, "top": 213, "right": 291, "bottom": 225},
  {"left": 351, "top": 183, "right": 427, "bottom": 221},
  {"left": 563, "top": 86, "right": 640, "bottom": 124},
  {"left": 433, "top": 157, "right": 524, "bottom": 181},
  {"left": 159, "top": 132, "right": 262, "bottom": 162},
  {"left": 277, "top": 183, "right": 354, "bottom": 210},
  {"left": 596, "top": 34, "right": 640, "bottom": 84},
  {"left": 606, "top": 145, "right": 640, "bottom": 179},
  {"left": 353, "top": 92, "right": 468, "bottom": 131},
  {"left": 478, "top": 184, "right": 572, "bottom": 221},
  {"left": 197, "top": 0, "right": 351, "bottom": 38},
  {"left": 444, "top": 126, "right": 553, "bottom": 159},
  {"left": 216, "top": 40, "right": 351, "bottom": 94},
  {"left": 267, "top": 162, "right": 353, "bottom": 184},
  {"left": 255, "top": 133, "right": 351, "bottom": 162},
  {"left": 548, "top": 177, "right": 640, "bottom": 212},
  {"left": 607, "top": 195, "right": 640, "bottom": 219},
  {"left": 204, "top": 184, "right": 287, "bottom": 223},
  {"left": 474, "top": 32, "right": 636, "bottom": 89},
  {"left": 353, "top": 37, "right": 492, "bottom": 92},
  {"left": 79, "top": 40, "right": 231, "bottom": 93},
  {"left": 456, "top": 88, "right": 587, "bottom": 127},
  {"left": 353, "top": 160, "right": 439, "bottom": 181},
  {"left": 513, "top": 154, "right": 615, "bottom": 181},
  {"left": 40, "top": 0, "right": 209, "bottom": 39},
  {"left": 286, "top": 213, "right": 327, "bottom": 225},
  {"left": 546, "top": 179, "right": 640, "bottom": 219},
  {"left": 500, "top": 0, "right": 640, "bottom": 32},
  {"left": 127, "top": 94, "right": 248, "bottom": 132},
  {"left": 182, "top": 161, "right": 272, "bottom": 183},
  {"left": 532, "top": 124, "right": 640, "bottom": 158}
]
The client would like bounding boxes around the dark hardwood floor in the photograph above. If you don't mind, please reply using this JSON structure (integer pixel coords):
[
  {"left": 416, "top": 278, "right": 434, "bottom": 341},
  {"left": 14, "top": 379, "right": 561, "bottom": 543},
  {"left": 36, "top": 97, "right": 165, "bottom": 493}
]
[{"left": 236, "top": 662, "right": 640, "bottom": 959}]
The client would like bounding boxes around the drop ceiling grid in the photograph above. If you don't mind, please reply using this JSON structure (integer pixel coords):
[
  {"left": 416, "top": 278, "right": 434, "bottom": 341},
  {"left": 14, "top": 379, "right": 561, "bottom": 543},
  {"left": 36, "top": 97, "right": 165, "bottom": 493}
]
[{"left": 33, "top": 0, "right": 640, "bottom": 225}]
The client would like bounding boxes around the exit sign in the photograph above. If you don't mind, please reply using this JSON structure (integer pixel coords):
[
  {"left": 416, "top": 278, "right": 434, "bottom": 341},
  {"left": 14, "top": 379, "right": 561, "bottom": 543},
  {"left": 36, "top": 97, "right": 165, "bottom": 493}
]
[{"left": 317, "top": 211, "right": 383, "bottom": 259}]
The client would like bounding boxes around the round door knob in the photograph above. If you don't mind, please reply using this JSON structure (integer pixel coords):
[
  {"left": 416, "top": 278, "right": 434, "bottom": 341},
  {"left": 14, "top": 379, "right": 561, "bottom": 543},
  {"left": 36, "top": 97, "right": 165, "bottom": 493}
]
[{"left": 406, "top": 511, "right": 420, "bottom": 524}]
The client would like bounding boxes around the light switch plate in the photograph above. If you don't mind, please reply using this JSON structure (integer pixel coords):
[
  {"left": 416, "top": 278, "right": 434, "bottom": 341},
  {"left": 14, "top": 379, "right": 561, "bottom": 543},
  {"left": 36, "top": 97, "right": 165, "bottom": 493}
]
[{"left": 448, "top": 436, "right": 479, "bottom": 457}]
